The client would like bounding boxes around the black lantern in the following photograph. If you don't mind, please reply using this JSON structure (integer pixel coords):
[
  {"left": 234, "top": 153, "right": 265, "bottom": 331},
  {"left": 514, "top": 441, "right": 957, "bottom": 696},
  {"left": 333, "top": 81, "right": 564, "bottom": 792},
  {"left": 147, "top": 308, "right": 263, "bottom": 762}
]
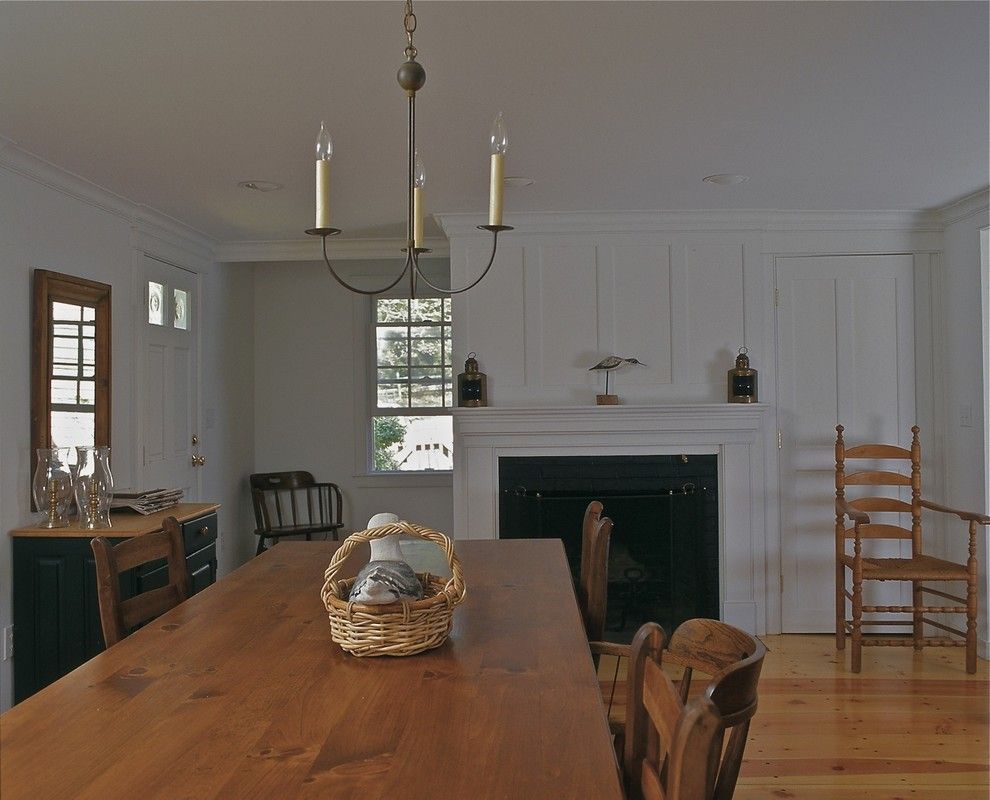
[
  {"left": 727, "top": 348, "right": 758, "bottom": 403},
  {"left": 457, "top": 352, "right": 488, "bottom": 407}
]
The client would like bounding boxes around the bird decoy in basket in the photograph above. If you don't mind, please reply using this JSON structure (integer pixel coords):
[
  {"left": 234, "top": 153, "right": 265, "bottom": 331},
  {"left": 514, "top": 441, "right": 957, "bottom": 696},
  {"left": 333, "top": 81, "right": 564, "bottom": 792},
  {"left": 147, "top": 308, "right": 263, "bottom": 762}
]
[
  {"left": 589, "top": 355, "right": 647, "bottom": 404},
  {"left": 349, "top": 512, "right": 425, "bottom": 604}
]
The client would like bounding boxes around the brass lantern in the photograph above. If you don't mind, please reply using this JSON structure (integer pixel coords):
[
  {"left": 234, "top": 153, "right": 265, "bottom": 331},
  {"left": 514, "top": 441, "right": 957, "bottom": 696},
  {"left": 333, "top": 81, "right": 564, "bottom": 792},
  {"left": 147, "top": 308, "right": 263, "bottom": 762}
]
[
  {"left": 457, "top": 352, "right": 488, "bottom": 407},
  {"left": 727, "top": 348, "right": 758, "bottom": 403}
]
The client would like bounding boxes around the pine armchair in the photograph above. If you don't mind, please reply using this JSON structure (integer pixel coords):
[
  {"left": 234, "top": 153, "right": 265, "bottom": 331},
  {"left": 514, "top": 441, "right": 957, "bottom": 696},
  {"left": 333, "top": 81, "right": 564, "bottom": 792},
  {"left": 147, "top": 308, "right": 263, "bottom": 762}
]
[{"left": 835, "top": 424, "right": 988, "bottom": 673}]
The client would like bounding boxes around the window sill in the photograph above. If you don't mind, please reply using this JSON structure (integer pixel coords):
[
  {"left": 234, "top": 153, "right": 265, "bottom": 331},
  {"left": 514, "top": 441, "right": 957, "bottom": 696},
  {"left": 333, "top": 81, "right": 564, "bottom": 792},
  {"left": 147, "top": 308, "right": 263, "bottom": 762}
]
[{"left": 353, "top": 471, "right": 453, "bottom": 490}]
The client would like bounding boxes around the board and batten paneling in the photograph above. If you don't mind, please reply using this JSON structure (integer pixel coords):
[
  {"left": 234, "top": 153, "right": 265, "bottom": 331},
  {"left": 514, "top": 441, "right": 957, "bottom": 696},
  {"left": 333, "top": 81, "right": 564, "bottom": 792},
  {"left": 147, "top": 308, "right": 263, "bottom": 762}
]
[
  {"left": 452, "top": 235, "right": 755, "bottom": 405},
  {"left": 536, "top": 245, "right": 599, "bottom": 387},
  {"left": 682, "top": 244, "right": 746, "bottom": 385},
  {"left": 776, "top": 254, "right": 918, "bottom": 632},
  {"left": 605, "top": 244, "right": 672, "bottom": 385}
]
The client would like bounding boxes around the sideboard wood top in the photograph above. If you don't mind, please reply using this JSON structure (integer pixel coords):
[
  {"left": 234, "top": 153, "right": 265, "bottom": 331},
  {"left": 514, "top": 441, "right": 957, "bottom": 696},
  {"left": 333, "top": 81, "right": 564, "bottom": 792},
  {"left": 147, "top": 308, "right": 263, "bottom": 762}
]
[{"left": 9, "top": 502, "right": 220, "bottom": 538}]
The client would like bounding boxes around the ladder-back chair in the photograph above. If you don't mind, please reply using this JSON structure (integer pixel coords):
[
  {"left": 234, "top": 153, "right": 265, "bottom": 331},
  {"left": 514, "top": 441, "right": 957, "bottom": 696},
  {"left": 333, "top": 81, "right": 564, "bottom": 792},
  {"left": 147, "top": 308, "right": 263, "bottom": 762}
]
[
  {"left": 250, "top": 471, "right": 344, "bottom": 556},
  {"left": 835, "top": 424, "right": 988, "bottom": 673}
]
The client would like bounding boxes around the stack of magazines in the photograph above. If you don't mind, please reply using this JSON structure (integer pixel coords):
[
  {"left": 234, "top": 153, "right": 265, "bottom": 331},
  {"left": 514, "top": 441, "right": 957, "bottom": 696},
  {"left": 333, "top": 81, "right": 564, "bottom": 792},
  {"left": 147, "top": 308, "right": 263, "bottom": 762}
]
[{"left": 111, "top": 488, "right": 184, "bottom": 515}]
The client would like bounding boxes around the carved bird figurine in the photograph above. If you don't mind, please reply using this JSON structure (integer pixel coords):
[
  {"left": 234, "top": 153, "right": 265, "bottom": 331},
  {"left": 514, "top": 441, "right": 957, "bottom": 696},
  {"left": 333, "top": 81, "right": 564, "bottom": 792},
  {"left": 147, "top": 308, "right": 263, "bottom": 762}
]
[
  {"left": 589, "top": 356, "right": 647, "bottom": 371},
  {"left": 349, "top": 512, "right": 425, "bottom": 605},
  {"left": 589, "top": 356, "right": 647, "bottom": 395}
]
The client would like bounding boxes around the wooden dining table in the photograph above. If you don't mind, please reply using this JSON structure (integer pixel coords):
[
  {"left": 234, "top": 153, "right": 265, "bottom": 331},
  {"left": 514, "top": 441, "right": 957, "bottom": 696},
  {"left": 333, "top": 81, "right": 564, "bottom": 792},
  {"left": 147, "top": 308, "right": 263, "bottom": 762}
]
[{"left": 0, "top": 538, "right": 623, "bottom": 799}]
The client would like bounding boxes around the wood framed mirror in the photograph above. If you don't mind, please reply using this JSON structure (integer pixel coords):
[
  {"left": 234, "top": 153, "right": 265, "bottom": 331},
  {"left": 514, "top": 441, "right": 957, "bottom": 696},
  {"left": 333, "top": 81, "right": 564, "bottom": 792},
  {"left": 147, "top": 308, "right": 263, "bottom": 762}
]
[{"left": 31, "top": 270, "right": 111, "bottom": 499}]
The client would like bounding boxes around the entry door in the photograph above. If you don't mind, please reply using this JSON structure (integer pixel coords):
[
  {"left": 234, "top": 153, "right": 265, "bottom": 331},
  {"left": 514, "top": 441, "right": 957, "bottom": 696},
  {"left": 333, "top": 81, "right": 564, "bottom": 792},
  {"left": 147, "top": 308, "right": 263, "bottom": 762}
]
[
  {"left": 777, "top": 255, "right": 917, "bottom": 632},
  {"left": 140, "top": 256, "right": 201, "bottom": 498}
]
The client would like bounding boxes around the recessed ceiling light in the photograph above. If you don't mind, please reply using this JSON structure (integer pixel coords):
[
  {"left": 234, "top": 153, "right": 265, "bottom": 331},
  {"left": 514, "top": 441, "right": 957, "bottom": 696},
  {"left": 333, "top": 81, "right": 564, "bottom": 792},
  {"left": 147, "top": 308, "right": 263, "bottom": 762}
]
[
  {"left": 238, "top": 180, "right": 283, "bottom": 192},
  {"left": 702, "top": 174, "right": 750, "bottom": 186},
  {"left": 503, "top": 176, "right": 535, "bottom": 187}
]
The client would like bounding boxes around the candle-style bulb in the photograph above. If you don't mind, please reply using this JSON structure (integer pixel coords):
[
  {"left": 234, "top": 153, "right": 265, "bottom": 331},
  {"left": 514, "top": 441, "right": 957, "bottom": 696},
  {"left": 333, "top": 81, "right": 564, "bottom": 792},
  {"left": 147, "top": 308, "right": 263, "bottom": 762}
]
[
  {"left": 489, "top": 112, "right": 509, "bottom": 155},
  {"left": 316, "top": 121, "right": 334, "bottom": 161},
  {"left": 414, "top": 150, "right": 426, "bottom": 188}
]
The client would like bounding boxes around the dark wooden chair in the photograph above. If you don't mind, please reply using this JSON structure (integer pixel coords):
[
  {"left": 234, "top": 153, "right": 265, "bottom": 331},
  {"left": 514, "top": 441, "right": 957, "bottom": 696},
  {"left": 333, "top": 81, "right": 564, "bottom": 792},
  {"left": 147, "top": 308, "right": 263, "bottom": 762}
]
[
  {"left": 250, "top": 471, "right": 344, "bottom": 556},
  {"left": 661, "top": 618, "right": 767, "bottom": 800},
  {"left": 580, "top": 501, "right": 629, "bottom": 751},
  {"left": 623, "top": 622, "right": 724, "bottom": 800},
  {"left": 835, "top": 425, "right": 988, "bottom": 673},
  {"left": 580, "top": 499, "right": 613, "bottom": 642},
  {"left": 90, "top": 516, "right": 190, "bottom": 648}
]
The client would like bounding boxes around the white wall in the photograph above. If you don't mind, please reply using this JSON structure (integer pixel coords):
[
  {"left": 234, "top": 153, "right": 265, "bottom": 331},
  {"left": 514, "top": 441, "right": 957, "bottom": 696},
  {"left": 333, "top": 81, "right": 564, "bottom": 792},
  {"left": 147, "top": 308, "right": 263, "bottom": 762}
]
[
  {"left": 251, "top": 259, "right": 453, "bottom": 536},
  {"left": 200, "top": 264, "right": 256, "bottom": 572},
  {"left": 438, "top": 210, "right": 952, "bottom": 636},
  {"left": 938, "top": 191, "right": 990, "bottom": 656},
  {"left": 0, "top": 145, "right": 256, "bottom": 710}
]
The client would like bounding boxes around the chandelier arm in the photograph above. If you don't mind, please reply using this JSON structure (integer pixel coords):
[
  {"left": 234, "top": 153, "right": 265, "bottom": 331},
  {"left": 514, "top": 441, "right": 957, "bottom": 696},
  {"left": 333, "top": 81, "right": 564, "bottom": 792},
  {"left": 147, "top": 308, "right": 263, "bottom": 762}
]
[
  {"left": 321, "top": 236, "right": 412, "bottom": 296},
  {"left": 412, "top": 229, "right": 502, "bottom": 295}
]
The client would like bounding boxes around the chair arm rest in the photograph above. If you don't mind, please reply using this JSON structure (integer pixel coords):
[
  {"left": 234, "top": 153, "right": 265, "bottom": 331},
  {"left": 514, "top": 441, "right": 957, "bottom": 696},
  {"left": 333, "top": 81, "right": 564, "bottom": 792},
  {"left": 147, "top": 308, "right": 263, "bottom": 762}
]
[
  {"left": 919, "top": 499, "right": 990, "bottom": 524},
  {"left": 589, "top": 641, "right": 631, "bottom": 659},
  {"left": 836, "top": 498, "right": 870, "bottom": 525}
]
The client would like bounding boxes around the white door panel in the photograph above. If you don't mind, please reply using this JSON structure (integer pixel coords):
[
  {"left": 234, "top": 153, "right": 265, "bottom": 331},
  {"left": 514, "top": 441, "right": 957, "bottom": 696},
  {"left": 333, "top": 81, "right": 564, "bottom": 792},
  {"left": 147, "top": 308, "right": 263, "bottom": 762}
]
[{"left": 777, "top": 255, "right": 916, "bottom": 632}]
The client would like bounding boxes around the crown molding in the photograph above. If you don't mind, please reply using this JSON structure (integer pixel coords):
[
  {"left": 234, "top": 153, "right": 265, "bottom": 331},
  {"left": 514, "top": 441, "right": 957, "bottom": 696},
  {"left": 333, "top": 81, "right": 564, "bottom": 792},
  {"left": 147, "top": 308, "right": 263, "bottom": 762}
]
[
  {"left": 936, "top": 188, "right": 990, "bottom": 227},
  {"left": 435, "top": 208, "right": 943, "bottom": 238},
  {"left": 213, "top": 236, "right": 450, "bottom": 263},
  {"left": 0, "top": 136, "right": 216, "bottom": 257}
]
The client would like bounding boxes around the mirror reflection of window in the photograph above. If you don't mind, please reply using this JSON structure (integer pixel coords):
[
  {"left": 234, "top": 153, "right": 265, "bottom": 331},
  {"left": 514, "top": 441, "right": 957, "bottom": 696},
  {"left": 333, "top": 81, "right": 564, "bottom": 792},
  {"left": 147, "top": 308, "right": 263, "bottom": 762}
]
[
  {"left": 49, "top": 301, "right": 97, "bottom": 463},
  {"left": 32, "top": 270, "right": 111, "bottom": 504}
]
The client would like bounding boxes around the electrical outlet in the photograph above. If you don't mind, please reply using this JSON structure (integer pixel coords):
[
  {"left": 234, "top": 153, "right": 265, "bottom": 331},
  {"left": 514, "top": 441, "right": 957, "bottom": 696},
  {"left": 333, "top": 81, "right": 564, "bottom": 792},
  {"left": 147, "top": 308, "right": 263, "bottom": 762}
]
[{"left": 2, "top": 625, "right": 12, "bottom": 661}]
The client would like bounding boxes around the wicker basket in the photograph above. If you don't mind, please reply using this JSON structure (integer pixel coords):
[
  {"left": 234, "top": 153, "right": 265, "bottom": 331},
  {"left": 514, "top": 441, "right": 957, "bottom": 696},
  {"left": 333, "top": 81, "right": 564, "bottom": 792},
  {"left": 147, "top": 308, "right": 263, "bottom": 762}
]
[{"left": 320, "top": 520, "right": 466, "bottom": 657}]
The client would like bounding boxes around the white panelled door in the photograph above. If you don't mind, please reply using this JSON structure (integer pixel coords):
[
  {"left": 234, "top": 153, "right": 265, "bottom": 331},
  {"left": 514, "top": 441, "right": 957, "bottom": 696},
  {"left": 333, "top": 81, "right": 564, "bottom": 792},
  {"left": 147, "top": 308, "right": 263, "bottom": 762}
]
[
  {"left": 776, "top": 255, "right": 917, "bottom": 632},
  {"left": 140, "top": 255, "right": 201, "bottom": 499}
]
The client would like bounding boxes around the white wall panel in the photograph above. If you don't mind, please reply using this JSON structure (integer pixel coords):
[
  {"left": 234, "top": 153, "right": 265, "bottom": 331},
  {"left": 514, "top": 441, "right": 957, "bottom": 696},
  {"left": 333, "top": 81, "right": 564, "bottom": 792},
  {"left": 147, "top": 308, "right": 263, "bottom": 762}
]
[
  {"left": 684, "top": 244, "right": 745, "bottom": 385},
  {"left": 607, "top": 244, "right": 672, "bottom": 385},
  {"left": 537, "top": 246, "right": 599, "bottom": 387},
  {"left": 460, "top": 243, "right": 525, "bottom": 389}
]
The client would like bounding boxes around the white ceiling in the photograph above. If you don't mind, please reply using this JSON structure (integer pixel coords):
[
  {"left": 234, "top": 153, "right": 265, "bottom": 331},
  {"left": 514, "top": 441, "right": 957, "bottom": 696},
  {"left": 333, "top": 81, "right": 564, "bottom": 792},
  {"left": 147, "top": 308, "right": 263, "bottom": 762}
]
[{"left": 1, "top": 1, "right": 987, "bottom": 242}]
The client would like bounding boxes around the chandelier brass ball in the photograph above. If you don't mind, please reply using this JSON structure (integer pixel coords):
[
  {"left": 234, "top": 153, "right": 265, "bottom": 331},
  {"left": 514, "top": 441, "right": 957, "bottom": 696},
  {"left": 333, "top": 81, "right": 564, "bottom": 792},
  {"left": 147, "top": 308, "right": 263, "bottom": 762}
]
[{"left": 397, "top": 59, "right": 427, "bottom": 94}]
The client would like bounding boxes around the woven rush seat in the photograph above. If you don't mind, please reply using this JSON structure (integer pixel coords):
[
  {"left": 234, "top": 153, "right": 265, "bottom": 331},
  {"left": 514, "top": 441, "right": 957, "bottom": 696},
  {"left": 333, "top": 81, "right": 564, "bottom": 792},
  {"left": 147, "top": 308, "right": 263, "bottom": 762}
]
[{"left": 840, "top": 554, "right": 970, "bottom": 581}]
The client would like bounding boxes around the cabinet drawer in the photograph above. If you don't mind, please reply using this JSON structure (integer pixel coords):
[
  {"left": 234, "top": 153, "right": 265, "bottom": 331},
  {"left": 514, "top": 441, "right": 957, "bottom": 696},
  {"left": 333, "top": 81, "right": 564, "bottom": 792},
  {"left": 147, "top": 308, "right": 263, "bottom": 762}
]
[
  {"left": 186, "top": 543, "right": 217, "bottom": 596},
  {"left": 182, "top": 513, "right": 217, "bottom": 553}
]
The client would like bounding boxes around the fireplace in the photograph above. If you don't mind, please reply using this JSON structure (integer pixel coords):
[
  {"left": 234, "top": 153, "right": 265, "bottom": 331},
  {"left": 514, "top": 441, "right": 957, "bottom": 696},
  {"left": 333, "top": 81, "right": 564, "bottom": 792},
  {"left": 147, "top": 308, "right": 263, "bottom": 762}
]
[
  {"left": 452, "top": 404, "right": 770, "bottom": 635},
  {"left": 499, "top": 455, "right": 719, "bottom": 642}
]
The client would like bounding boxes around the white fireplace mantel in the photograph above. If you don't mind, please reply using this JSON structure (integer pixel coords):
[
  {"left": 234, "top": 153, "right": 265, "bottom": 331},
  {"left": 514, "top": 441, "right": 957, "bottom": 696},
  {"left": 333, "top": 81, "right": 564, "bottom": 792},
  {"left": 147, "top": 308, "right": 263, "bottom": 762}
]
[{"left": 452, "top": 404, "right": 770, "bottom": 634}]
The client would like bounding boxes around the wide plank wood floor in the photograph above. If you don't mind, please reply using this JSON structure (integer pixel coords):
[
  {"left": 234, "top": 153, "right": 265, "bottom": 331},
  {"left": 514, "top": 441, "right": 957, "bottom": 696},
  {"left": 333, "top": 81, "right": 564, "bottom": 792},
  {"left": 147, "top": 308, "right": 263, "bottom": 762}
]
[{"left": 600, "top": 634, "right": 988, "bottom": 799}]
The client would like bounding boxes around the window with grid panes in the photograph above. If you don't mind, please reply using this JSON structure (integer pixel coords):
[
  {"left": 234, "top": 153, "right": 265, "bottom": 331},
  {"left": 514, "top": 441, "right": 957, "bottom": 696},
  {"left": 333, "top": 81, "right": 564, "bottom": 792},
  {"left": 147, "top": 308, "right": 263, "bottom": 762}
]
[
  {"left": 371, "top": 297, "right": 453, "bottom": 472},
  {"left": 49, "top": 301, "right": 97, "bottom": 456}
]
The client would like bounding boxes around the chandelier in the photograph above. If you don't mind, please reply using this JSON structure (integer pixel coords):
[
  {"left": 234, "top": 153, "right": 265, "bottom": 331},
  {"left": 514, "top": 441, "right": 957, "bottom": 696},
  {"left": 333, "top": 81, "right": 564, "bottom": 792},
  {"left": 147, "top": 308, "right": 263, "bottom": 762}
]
[{"left": 305, "top": 0, "right": 512, "bottom": 296}]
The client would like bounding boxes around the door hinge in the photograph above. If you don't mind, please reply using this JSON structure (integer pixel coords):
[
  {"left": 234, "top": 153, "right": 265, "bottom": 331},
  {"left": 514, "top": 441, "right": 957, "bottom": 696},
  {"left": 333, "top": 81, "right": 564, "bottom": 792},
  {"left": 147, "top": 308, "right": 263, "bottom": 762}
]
[
  {"left": 777, "top": 430, "right": 783, "bottom": 450},
  {"left": 779, "top": 575, "right": 785, "bottom": 594},
  {"left": 774, "top": 288, "right": 779, "bottom": 308}
]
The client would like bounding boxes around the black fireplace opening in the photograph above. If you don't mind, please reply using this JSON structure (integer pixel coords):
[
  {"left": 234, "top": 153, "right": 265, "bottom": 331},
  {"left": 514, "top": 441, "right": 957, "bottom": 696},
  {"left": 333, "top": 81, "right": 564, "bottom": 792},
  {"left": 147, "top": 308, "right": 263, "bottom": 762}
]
[{"left": 498, "top": 455, "right": 719, "bottom": 643}]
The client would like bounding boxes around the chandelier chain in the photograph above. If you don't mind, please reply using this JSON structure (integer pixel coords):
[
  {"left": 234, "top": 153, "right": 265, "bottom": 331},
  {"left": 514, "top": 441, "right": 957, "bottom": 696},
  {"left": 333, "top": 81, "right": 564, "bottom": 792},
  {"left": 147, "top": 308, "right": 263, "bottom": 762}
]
[{"left": 403, "top": 0, "right": 417, "bottom": 59}]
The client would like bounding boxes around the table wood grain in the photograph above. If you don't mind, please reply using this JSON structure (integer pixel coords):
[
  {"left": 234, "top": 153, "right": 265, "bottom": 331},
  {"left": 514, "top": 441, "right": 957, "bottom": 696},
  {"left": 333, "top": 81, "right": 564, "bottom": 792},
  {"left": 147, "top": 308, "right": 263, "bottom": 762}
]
[{"left": 0, "top": 539, "right": 622, "bottom": 799}]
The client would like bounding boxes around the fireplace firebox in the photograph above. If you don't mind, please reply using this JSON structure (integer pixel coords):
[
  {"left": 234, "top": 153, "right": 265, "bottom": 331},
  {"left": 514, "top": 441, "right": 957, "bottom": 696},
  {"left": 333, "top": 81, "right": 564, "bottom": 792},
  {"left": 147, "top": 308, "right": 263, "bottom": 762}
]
[{"left": 498, "top": 455, "right": 719, "bottom": 643}]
